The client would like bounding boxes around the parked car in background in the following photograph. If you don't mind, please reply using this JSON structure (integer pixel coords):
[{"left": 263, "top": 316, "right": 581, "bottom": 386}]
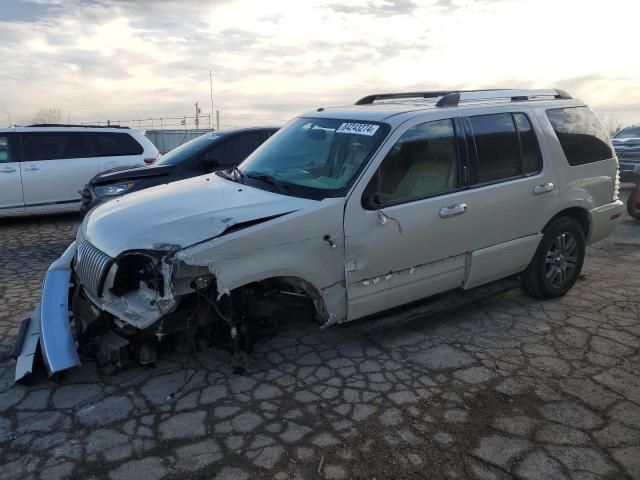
[
  {"left": 15, "top": 88, "right": 624, "bottom": 381},
  {"left": 80, "top": 127, "right": 278, "bottom": 217},
  {"left": 0, "top": 125, "right": 158, "bottom": 217},
  {"left": 612, "top": 125, "right": 640, "bottom": 218}
]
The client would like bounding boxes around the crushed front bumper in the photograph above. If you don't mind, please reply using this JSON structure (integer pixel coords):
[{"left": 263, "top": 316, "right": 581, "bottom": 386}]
[{"left": 14, "top": 243, "right": 81, "bottom": 383}]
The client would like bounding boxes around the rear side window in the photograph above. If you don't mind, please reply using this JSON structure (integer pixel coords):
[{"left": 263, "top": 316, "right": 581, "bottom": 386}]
[
  {"left": 21, "top": 132, "right": 92, "bottom": 161},
  {"left": 89, "top": 132, "right": 143, "bottom": 157},
  {"left": 0, "top": 135, "right": 11, "bottom": 163},
  {"left": 546, "top": 107, "right": 613, "bottom": 165},
  {"left": 469, "top": 112, "right": 541, "bottom": 184}
]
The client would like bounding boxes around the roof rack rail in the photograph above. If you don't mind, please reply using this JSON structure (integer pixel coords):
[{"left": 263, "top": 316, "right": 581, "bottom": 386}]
[
  {"left": 355, "top": 91, "right": 457, "bottom": 105},
  {"left": 26, "top": 124, "right": 130, "bottom": 129},
  {"left": 355, "top": 88, "right": 572, "bottom": 107}
]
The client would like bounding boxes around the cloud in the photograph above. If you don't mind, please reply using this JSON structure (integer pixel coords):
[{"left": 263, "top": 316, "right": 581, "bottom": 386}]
[
  {"left": 327, "top": 0, "right": 417, "bottom": 16},
  {"left": 0, "top": 0, "right": 638, "bottom": 128}
]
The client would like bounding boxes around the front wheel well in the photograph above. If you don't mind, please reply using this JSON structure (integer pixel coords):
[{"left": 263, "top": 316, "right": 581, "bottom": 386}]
[
  {"left": 545, "top": 207, "right": 590, "bottom": 239},
  {"left": 230, "top": 276, "right": 329, "bottom": 325}
]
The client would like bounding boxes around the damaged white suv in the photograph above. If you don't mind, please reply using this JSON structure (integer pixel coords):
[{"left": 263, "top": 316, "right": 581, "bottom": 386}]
[{"left": 15, "top": 89, "right": 624, "bottom": 381}]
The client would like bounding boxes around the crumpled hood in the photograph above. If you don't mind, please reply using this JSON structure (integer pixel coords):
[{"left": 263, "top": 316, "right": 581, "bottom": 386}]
[{"left": 83, "top": 174, "right": 317, "bottom": 257}]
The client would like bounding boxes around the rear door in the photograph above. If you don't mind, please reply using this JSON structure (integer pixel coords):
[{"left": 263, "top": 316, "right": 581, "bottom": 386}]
[
  {"left": 461, "top": 111, "right": 558, "bottom": 288},
  {"left": 0, "top": 132, "right": 24, "bottom": 214},
  {"left": 90, "top": 131, "right": 146, "bottom": 171},
  {"left": 20, "top": 131, "right": 100, "bottom": 212}
]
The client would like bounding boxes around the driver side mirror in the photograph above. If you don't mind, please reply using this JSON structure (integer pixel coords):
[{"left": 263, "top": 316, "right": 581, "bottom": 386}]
[{"left": 362, "top": 193, "right": 381, "bottom": 210}]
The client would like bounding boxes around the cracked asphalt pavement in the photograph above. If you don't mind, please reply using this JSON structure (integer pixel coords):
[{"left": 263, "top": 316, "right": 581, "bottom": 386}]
[{"left": 0, "top": 194, "right": 639, "bottom": 479}]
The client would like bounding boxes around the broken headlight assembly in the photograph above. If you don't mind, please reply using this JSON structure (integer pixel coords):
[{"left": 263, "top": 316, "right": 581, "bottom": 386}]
[{"left": 110, "top": 252, "right": 166, "bottom": 297}]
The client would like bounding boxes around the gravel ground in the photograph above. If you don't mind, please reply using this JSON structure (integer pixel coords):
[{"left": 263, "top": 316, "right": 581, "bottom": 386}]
[{"left": 0, "top": 192, "right": 638, "bottom": 480}]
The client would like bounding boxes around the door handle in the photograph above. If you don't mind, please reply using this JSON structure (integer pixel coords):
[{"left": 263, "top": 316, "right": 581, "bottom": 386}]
[
  {"left": 23, "top": 165, "right": 40, "bottom": 172},
  {"left": 439, "top": 203, "right": 468, "bottom": 218},
  {"left": 0, "top": 167, "right": 16, "bottom": 173},
  {"left": 533, "top": 182, "right": 555, "bottom": 195}
]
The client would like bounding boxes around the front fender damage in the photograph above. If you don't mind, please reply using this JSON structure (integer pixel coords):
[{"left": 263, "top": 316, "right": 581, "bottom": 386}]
[{"left": 14, "top": 206, "right": 348, "bottom": 382}]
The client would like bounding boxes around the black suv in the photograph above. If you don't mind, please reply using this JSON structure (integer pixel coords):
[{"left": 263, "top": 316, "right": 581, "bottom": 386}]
[{"left": 80, "top": 127, "right": 278, "bottom": 217}]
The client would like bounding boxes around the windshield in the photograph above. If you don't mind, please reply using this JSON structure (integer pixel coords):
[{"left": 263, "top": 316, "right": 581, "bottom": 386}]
[
  {"left": 155, "top": 133, "right": 222, "bottom": 166},
  {"left": 236, "top": 117, "right": 388, "bottom": 199},
  {"left": 614, "top": 127, "right": 640, "bottom": 139}
]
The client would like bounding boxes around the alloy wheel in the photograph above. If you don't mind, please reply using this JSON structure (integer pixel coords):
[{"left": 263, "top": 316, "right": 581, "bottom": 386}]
[{"left": 544, "top": 232, "right": 578, "bottom": 289}]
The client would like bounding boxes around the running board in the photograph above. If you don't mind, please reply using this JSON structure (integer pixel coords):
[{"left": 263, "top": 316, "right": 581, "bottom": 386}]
[{"left": 343, "top": 275, "right": 521, "bottom": 335}]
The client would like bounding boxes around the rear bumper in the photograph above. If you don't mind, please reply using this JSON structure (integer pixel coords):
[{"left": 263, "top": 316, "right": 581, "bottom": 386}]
[
  {"left": 14, "top": 243, "right": 81, "bottom": 382},
  {"left": 587, "top": 200, "right": 624, "bottom": 244}
]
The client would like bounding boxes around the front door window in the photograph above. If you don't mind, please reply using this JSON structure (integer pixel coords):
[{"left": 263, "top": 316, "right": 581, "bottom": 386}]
[{"left": 364, "top": 119, "right": 459, "bottom": 206}]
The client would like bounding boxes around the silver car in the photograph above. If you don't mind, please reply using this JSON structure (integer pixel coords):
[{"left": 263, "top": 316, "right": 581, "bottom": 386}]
[{"left": 15, "top": 89, "right": 624, "bottom": 382}]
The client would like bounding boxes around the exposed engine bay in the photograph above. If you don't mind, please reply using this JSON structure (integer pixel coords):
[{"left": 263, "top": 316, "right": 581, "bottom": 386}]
[{"left": 72, "top": 249, "right": 318, "bottom": 373}]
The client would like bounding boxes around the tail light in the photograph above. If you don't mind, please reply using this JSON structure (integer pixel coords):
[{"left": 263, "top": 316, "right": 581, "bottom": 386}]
[
  {"left": 612, "top": 167, "right": 620, "bottom": 202},
  {"left": 144, "top": 158, "right": 156, "bottom": 165}
]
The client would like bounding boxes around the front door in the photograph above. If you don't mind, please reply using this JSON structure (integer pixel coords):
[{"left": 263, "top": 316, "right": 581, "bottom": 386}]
[
  {"left": 344, "top": 116, "right": 473, "bottom": 320},
  {"left": 0, "top": 133, "right": 24, "bottom": 213}
]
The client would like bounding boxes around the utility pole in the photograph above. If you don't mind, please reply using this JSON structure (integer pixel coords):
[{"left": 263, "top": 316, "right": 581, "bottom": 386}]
[
  {"left": 209, "top": 69, "right": 214, "bottom": 131},
  {"left": 194, "top": 102, "right": 201, "bottom": 130}
]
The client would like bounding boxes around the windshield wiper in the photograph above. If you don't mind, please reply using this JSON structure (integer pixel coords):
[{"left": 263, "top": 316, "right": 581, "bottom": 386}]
[{"left": 246, "top": 172, "right": 288, "bottom": 195}]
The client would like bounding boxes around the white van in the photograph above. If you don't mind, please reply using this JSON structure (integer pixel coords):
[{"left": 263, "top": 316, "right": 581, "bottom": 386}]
[{"left": 0, "top": 125, "right": 158, "bottom": 216}]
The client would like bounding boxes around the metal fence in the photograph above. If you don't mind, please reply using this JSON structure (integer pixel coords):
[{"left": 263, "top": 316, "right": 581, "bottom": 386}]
[
  {"left": 79, "top": 114, "right": 225, "bottom": 132},
  {"left": 145, "top": 129, "right": 213, "bottom": 154}
]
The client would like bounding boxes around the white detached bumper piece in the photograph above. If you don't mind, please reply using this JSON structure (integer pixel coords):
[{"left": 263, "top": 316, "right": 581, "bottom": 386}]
[{"left": 14, "top": 243, "right": 81, "bottom": 383}]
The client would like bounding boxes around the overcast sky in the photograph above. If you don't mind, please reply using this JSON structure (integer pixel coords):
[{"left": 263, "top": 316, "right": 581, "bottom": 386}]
[{"left": 1, "top": 0, "right": 639, "bottom": 129}]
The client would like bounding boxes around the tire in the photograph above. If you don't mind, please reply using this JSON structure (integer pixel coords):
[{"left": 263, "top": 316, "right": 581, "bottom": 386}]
[
  {"left": 627, "top": 185, "right": 640, "bottom": 219},
  {"left": 522, "top": 217, "right": 585, "bottom": 299}
]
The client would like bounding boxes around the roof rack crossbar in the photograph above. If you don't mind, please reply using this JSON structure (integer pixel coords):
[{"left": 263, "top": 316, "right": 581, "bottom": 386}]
[{"left": 356, "top": 88, "right": 572, "bottom": 107}]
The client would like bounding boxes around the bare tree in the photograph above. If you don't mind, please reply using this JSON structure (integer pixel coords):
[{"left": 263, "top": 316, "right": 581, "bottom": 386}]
[
  {"left": 597, "top": 112, "right": 624, "bottom": 137},
  {"left": 32, "top": 108, "right": 64, "bottom": 124}
]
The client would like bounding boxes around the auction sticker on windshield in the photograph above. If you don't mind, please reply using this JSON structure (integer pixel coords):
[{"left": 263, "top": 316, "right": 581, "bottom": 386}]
[{"left": 336, "top": 123, "right": 380, "bottom": 136}]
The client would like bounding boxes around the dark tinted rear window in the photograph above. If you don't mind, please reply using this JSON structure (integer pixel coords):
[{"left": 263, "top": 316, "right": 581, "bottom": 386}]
[
  {"left": 90, "top": 132, "right": 143, "bottom": 156},
  {"left": 22, "top": 132, "right": 92, "bottom": 161},
  {"left": 546, "top": 107, "right": 613, "bottom": 165},
  {"left": 470, "top": 113, "right": 521, "bottom": 183}
]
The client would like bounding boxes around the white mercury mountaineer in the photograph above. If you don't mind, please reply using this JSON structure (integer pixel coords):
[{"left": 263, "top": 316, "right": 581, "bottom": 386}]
[{"left": 14, "top": 89, "right": 623, "bottom": 381}]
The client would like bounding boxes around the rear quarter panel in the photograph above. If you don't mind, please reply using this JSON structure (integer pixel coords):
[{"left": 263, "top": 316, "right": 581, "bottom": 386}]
[{"left": 531, "top": 104, "right": 618, "bottom": 223}]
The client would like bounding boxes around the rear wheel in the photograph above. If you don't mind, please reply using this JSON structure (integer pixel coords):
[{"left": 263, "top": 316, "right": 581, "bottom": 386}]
[
  {"left": 627, "top": 184, "right": 640, "bottom": 219},
  {"left": 522, "top": 217, "right": 585, "bottom": 299}
]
